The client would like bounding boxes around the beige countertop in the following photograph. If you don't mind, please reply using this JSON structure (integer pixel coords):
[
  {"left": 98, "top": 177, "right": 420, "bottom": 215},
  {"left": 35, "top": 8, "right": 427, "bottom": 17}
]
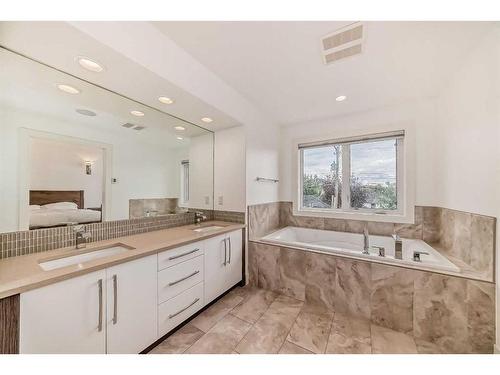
[{"left": 0, "top": 221, "right": 245, "bottom": 299}]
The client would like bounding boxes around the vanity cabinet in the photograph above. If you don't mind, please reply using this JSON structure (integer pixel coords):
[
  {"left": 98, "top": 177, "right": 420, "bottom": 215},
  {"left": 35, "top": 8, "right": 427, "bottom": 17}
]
[
  {"left": 19, "top": 255, "right": 157, "bottom": 354},
  {"left": 204, "top": 229, "right": 243, "bottom": 304}
]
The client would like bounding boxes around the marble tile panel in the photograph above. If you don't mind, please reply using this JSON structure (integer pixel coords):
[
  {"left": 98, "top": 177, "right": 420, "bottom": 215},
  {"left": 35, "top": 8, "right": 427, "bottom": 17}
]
[
  {"left": 371, "top": 324, "right": 417, "bottom": 354},
  {"left": 148, "top": 324, "right": 204, "bottom": 354},
  {"left": 413, "top": 272, "right": 469, "bottom": 353},
  {"left": 370, "top": 265, "right": 415, "bottom": 333},
  {"left": 230, "top": 287, "right": 278, "bottom": 324},
  {"left": 344, "top": 220, "right": 366, "bottom": 234},
  {"left": 186, "top": 314, "right": 252, "bottom": 354},
  {"left": 286, "top": 304, "right": 334, "bottom": 353},
  {"left": 333, "top": 257, "right": 371, "bottom": 319},
  {"left": 279, "top": 340, "right": 314, "bottom": 354},
  {"left": 440, "top": 209, "right": 472, "bottom": 264},
  {"left": 394, "top": 206, "right": 423, "bottom": 239},
  {"left": 254, "top": 243, "right": 281, "bottom": 292},
  {"left": 303, "top": 252, "right": 336, "bottom": 310},
  {"left": 324, "top": 218, "right": 346, "bottom": 232},
  {"left": 190, "top": 292, "right": 244, "bottom": 332},
  {"left": 248, "top": 202, "right": 280, "bottom": 238},
  {"left": 414, "top": 338, "right": 445, "bottom": 354},
  {"left": 279, "top": 247, "right": 308, "bottom": 301},
  {"left": 288, "top": 215, "right": 325, "bottom": 229},
  {"left": 367, "top": 221, "right": 395, "bottom": 236},
  {"left": 470, "top": 215, "right": 495, "bottom": 279},
  {"left": 235, "top": 295, "right": 303, "bottom": 354},
  {"left": 422, "top": 206, "right": 441, "bottom": 243},
  {"left": 465, "top": 281, "right": 495, "bottom": 354}
]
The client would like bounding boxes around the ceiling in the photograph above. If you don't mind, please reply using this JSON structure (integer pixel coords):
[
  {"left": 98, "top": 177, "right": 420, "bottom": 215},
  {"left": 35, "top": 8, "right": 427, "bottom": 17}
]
[
  {"left": 0, "top": 47, "right": 210, "bottom": 148},
  {"left": 154, "top": 21, "right": 496, "bottom": 125},
  {"left": 0, "top": 21, "right": 241, "bottom": 132}
]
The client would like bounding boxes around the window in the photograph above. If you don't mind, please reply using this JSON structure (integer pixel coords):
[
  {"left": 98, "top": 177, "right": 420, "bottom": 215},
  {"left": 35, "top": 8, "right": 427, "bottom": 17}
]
[
  {"left": 300, "top": 131, "right": 404, "bottom": 215},
  {"left": 180, "top": 160, "right": 189, "bottom": 205}
]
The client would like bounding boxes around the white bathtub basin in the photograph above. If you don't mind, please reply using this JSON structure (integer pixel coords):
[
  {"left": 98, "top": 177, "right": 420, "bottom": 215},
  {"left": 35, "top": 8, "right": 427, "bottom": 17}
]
[
  {"left": 39, "top": 244, "right": 132, "bottom": 271},
  {"left": 261, "top": 226, "right": 460, "bottom": 273}
]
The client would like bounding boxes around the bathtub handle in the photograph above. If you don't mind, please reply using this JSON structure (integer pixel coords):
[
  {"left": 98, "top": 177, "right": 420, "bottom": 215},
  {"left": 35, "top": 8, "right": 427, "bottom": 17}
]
[{"left": 413, "top": 251, "right": 429, "bottom": 262}]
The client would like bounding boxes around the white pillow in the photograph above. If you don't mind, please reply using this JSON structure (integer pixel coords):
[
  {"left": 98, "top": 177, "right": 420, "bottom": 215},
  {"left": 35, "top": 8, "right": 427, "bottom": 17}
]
[
  {"left": 43, "top": 202, "right": 78, "bottom": 210},
  {"left": 29, "top": 205, "right": 41, "bottom": 211}
]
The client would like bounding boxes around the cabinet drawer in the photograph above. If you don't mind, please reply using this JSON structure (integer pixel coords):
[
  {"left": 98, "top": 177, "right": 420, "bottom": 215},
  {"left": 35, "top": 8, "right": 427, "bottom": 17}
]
[
  {"left": 158, "top": 282, "right": 204, "bottom": 337},
  {"left": 158, "top": 241, "right": 204, "bottom": 270},
  {"left": 158, "top": 255, "right": 204, "bottom": 304}
]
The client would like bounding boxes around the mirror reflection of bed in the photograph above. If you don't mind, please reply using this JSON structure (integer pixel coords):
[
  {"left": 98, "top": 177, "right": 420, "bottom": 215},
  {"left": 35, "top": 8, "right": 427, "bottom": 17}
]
[{"left": 29, "top": 190, "right": 102, "bottom": 229}]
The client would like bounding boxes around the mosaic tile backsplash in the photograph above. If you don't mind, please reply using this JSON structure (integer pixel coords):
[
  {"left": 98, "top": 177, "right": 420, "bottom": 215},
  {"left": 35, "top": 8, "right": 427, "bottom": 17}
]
[{"left": 0, "top": 209, "right": 245, "bottom": 259}]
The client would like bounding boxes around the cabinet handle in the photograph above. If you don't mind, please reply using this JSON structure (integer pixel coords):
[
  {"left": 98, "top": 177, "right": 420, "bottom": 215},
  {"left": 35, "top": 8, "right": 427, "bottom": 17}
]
[
  {"left": 112, "top": 274, "right": 118, "bottom": 325},
  {"left": 168, "top": 248, "right": 199, "bottom": 261},
  {"left": 168, "top": 270, "right": 200, "bottom": 286},
  {"left": 97, "top": 279, "right": 103, "bottom": 332},
  {"left": 223, "top": 238, "right": 227, "bottom": 266},
  {"left": 228, "top": 237, "right": 232, "bottom": 264},
  {"left": 168, "top": 298, "right": 200, "bottom": 319}
]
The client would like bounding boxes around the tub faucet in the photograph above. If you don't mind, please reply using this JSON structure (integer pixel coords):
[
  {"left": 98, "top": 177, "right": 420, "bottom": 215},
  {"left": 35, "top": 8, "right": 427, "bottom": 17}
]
[
  {"left": 73, "top": 225, "right": 91, "bottom": 249},
  {"left": 392, "top": 233, "right": 403, "bottom": 260},
  {"left": 362, "top": 224, "right": 370, "bottom": 254}
]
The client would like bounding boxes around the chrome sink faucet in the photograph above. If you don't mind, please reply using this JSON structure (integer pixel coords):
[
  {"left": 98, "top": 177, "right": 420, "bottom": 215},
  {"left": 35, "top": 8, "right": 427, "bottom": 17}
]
[
  {"left": 73, "top": 225, "right": 91, "bottom": 249},
  {"left": 362, "top": 224, "right": 370, "bottom": 254},
  {"left": 192, "top": 211, "right": 207, "bottom": 225}
]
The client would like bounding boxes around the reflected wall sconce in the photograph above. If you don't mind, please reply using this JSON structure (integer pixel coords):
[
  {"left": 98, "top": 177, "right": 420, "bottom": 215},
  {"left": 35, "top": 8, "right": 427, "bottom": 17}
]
[{"left": 85, "top": 161, "right": 92, "bottom": 175}]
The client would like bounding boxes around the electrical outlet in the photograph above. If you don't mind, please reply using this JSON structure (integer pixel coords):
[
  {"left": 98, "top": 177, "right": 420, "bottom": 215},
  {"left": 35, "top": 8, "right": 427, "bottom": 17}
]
[
  {"left": 111, "top": 177, "right": 119, "bottom": 184},
  {"left": 218, "top": 196, "right": 223, "bottom": 205}
]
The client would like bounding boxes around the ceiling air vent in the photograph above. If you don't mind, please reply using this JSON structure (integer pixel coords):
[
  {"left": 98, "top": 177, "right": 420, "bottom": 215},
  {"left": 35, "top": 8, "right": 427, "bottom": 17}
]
[
  {"left": 132, "top": 125, "right": 146, "bottom": 131},
  {"left": 321, "top": 22, "right": 363, "bottom": 65},
  {"left": 122, "top": 123, "right": 135, "bottom": 128}
]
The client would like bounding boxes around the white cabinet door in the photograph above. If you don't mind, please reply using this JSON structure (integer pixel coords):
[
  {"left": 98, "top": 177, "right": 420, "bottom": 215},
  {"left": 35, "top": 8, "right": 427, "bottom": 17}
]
[
  {"left": 106, "top": 255, "right": 157, "bottom": 354},
  {"left": 225, "top": 230, "right": 243, "bottom": 288},
  {"left": 204, "top": 230, "right": 243, "bottom": 305},
  {"left": 203, "top": 233, "right": 228, "bottom": 304},
  {"left": 20, "top": 269, "right": 106, "bottom": 354}
]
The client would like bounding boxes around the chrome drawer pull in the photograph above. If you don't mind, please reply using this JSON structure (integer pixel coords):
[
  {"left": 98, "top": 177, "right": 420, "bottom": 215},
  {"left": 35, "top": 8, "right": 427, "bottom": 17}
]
[
  {"left": 168, "top": 248, "right": 199, "bottom": 260},
  {"left": 223, "top": 238, "right": 227, "bottom": 266},
  {"left": 168, "top": 298, "right": 200, "bottom": 319},
  {"left": 97, "top": 279, "right": 103, "bottom": 332},
  {"left": 112, "top": 274, "right": 118, "bottom": 325},
  {"left": 228, "top": 237, "right": 232, "bottom": 264},
  {"left": 168, "top": 270, "right": 200, "bottom": 286}
]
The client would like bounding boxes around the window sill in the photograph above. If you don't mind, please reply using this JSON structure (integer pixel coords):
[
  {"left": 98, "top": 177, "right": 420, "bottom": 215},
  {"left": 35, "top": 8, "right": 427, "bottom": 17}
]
[{"left": 294, "top": 207, "right": 415, "bottom": 224}]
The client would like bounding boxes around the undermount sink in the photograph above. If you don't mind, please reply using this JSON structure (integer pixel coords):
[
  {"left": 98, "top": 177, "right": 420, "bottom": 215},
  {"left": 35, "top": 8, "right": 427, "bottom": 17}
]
[
  {"left": 192, "top": 226, "right": 224, "bottom": 233},
  {"left": 39, "top": 244, "right": 133, "bottom": 271}
]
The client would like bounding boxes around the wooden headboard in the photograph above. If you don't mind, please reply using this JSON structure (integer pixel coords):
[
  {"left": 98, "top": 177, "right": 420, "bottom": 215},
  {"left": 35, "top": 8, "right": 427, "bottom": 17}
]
[{"left": 29, "top": 190, "right": 84, "bottom": 209}]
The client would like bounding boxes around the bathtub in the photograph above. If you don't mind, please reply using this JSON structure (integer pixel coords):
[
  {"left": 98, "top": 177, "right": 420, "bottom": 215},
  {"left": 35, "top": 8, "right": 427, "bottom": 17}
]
[{"left": 261, "top": 226, "right": 460, "bottom": 273}]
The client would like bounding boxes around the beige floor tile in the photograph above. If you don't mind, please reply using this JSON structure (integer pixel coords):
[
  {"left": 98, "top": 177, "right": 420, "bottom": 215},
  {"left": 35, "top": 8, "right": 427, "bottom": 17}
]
[
  {"left": 279, "top": 340, "right": 314, "bottom": 354},
  {"left": 287, "top": 305, "right": 334, "bottom": 353},
  {"left": 190, "top": 292, "right": 244, "bottom": 332},
  {"left": 230, "top": 287, "right": 278, "bottom": 324},
  {"left": 371, "top": 324, "right": 417, "bottom": 354},
  {"left": 148, "top": 324, "right": 204, "bottom": 354},
  {"left": 235, "top": 295, "right": 303, "bottom": 354},
  {"left": 414, "top": 338, "right": 445, "bottom": 354},
  {"left": 186, "top": 314, "right": 252, "bottom": 354},
  {"left": 326, "top": 312, "right": 371, "bottom": 354}
]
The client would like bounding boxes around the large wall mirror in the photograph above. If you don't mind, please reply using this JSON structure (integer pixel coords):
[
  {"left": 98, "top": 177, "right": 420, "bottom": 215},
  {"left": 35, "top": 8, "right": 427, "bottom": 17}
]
[{"left": 0, "top": 47, "right": 214, "bottom": 233}]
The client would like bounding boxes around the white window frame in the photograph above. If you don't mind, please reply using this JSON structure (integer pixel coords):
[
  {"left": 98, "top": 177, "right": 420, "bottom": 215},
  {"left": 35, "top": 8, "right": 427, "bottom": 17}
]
[
  {"left": 180, "top": 160, "right": 190, "bottom": 206},
  {"left": 293, "top": 126, "right": 415, "bottom": 224}
]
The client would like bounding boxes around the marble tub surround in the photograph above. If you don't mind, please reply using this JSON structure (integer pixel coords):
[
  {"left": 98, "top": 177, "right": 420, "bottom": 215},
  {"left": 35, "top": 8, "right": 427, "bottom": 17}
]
[
  {"left": 129, "top": 198, "right": 181, "bottom": 218},
  {"left": 248, "top": 241, "right": 495, "bottom": 353},
  {"left": 0, "top": 220, "right": 245, "bottom": 299},
  {"left": 248, "top": 201, "right": 495, "bottom": 282},
  {"left": 148, "top": 285, "right": 449, "bottom": 354}
]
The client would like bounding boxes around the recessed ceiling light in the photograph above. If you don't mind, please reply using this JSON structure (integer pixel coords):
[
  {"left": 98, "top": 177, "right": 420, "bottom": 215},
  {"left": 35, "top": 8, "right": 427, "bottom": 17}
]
[
  {"left": 174, "top": 126, "right": 185, "bottom": 131},
  {"left": 76, "top": 109, "right": 96, "bottom": 116},
  {"left": 176, "top": 136, "right": 184, "bottom": 140},
  {"left": 335, "top": 95, "right": 347, "bottom": 102},
  {"left": 76, "top": 57, "right": 104, "bottom": 73},
  {"left": 201, "top": 117, "right": 213, "bottom": 123},
  {"left": 158, "top": 96, "right": 174, "bottom": 104},
  {"left": 57, "top": 84, "right": 80, "bottom": 94},
  {"left": 130, "top": 110, "right": 145, "bottom": 117}
]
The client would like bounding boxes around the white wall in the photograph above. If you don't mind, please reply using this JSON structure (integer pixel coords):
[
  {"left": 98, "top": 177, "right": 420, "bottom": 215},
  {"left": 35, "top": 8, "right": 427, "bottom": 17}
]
[
  {"left": 0, "top": 106, "right": 184, "bottom": 232},
  {"left": 29, "top": 138, "right": 104, "bottom": 208},
  {"left": 188, "top": 132, "right": 214, "bottom": 210},
  {"left": 214, "top": 126, "right": 246, "bottom": 212}
]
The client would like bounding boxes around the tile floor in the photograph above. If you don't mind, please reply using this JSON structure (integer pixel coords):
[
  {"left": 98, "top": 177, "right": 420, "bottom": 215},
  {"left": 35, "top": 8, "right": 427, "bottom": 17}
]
[{"left": 148, "top": 286, "right": 434, "bottom": 354}]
